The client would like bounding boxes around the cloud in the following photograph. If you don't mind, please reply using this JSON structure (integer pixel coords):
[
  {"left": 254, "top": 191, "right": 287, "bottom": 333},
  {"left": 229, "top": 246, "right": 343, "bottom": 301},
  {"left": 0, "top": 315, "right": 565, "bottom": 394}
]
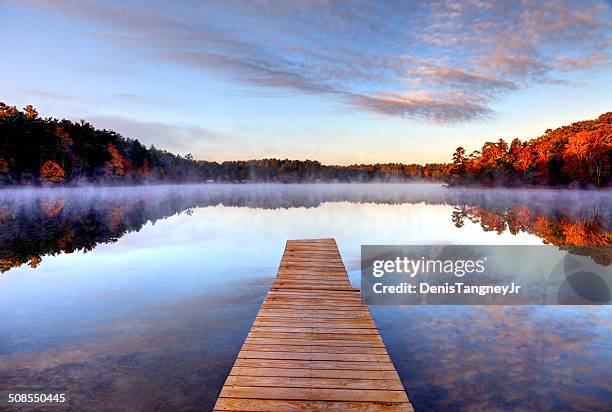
[
  {"left": 12, "top": 0, "right": 612, "bottom": 123},
  {"left": 408, "top": 65, "right": 520, "bottom": 96},
  {"left": 87, "top": 115, "right": 229, "bottom": 157},
  {"left": 18, "top": 0, "right": 183, "bottom": 31},
  {"left": 21, "top": 89, "right": 74, "bottom": 100},
  {"left": 476, "top": 54, "right": 550, "bottom": 79},
  {"left": 553, "top": 53, "right": 610, "bottom": 70},
  {"left": 345, "top": 91, "right": 493, "bottom": 124}
]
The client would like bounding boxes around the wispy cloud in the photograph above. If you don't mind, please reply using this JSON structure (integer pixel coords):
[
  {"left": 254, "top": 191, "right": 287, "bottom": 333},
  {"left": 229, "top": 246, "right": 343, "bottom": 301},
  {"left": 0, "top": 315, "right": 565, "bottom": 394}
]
[
  {"left": 13, "top": 0, "right": 612, "bottom": 123},
  {"left": 347, "top": 91, "right": 493, "bottom": 123},
  {"left": 87, "top": 115, "right": 229, "bottom": 157},
  {"left": 19, "top": 89, "right": 74, "bottom": 100},
  {"left": 553, "top": 53, "right": 610, "bottom": 71}
]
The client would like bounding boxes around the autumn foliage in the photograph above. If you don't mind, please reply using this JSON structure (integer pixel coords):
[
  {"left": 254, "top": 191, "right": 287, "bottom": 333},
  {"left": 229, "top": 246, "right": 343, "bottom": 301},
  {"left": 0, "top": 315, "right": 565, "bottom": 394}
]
[
  {"left": 452, "top": 205, "right": 610, "bottom": 265},
  {"left": 0, "top": 187, "right": 608, "bottom": 273},
  {"left": 40, "top": 160, "right": 65, "bottom": 183},
  {"left": 0, "top": 101, "right": 610, "bottom": 187},
  {"left": 0, "top": 102, "right": 192, "bottom": 185},
  {"left": 450, "top": 113, "right": 611, "bottom": 188},
  {"left": 104, "top": 143, "right": 126, "bottom": 177},
  {"left": 0, "top": 102, "right": 446, "bottom": 184}
]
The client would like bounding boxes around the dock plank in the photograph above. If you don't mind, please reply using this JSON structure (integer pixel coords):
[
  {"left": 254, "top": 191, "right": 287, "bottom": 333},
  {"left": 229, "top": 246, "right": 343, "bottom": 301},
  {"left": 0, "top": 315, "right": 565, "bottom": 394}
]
[
  {"left": 214, "top": 398, "right": 413, "bottom": 411},
  {"left": 213, "top": 238, "right": 413, "bottom": 411}
]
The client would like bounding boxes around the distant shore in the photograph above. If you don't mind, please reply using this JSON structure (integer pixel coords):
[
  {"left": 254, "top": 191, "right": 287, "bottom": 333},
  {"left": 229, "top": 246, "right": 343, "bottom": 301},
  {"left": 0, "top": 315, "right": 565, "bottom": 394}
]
[{"left": 1, "top": 103, "right": 610, "bottom": 189}]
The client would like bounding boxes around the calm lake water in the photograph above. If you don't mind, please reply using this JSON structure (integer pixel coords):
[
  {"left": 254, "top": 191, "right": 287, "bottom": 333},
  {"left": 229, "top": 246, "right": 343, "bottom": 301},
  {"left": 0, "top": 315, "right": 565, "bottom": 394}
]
[{"left": 0, "top": 184, "right": 610, "bottom": 411}]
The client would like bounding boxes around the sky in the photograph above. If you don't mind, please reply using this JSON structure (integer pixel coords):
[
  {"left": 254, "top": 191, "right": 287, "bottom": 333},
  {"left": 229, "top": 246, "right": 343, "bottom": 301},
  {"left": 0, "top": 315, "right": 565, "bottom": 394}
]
[{"left": 1, "top": 0, "right": 611, "bottom": 164}]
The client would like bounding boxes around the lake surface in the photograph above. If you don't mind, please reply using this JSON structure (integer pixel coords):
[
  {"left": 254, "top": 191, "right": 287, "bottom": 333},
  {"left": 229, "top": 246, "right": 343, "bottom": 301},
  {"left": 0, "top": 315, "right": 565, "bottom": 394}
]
[{"left": 0, "top": 184, "right": 610, "bottom": 411}]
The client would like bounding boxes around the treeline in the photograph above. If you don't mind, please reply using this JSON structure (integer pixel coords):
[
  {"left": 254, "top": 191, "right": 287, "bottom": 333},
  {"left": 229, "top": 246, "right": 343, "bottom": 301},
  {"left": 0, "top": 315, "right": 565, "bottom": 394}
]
[
  {"left": 0, "top": 103, "right": 207, "bottom": 185},
  {"left": 0, "top": 102, "right": 446, "bottom": 185},
  {"left": 204, "top": 160, "right": 448, "bottom": 183},
  {"left": 1, "top": 102, "right": 610, "bottom": 187},
  {"left": 449, "top": 112, "right": 611, "bottom": 188}
]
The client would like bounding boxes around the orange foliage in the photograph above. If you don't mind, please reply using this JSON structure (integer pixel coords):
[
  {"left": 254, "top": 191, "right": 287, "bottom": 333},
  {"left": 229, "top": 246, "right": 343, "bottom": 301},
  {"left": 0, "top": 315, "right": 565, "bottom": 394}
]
[
  {"left": 40, "top": 160, "right": 65, "bottom": 183},
  {"left": 562, "top": 222, "right": 610, "bottom": 246},
  {"left": 28, "top": 256, "right": 42, "bottom": 268},
  {"left": 464, "top": 206, "right": 610, "bottom": 248},
  {"left": 455, "top": 112, "right": 611, "bottom": 187},
  {"left": 563, "top": 128, "right": 612, "bottom": 187},
  {"left": 40, "top": 198, "right": 65, "bottom": 217},
  {"left": 55, "top": 126, "right": 73, "bottom": 150},
  {"left": 1, "top": 257, "right": 23, "bottom": 273},
  {"left": 512, "top": 142, "right": 536, "bottom": 173},
  {"left": 24, "top": 105, "right": 38, "bottom": 118},
  {"left": 477, "top": 210, "right": 507, "bottom": 234},
  {"left": 104, "top": 143, "right": 125, "bottom": 176},
  {"left": 0, "top": 103, "right": 18, "bottom": 117},
  {"left": 505, "top": 206, "right": 532, "bottom": 234},
  {"left": 479, "top": 139, "right": 508, "bottom": 169}
]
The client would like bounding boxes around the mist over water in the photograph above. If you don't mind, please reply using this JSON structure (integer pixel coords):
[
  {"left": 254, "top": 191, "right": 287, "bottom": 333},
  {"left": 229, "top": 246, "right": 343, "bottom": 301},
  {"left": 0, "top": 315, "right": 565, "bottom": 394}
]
[
  {"left": 1, "top": 182, "right": 610, "bottom": 210},
  {"left": 0, "top": 183, "right": 610, "bottom": 411}
]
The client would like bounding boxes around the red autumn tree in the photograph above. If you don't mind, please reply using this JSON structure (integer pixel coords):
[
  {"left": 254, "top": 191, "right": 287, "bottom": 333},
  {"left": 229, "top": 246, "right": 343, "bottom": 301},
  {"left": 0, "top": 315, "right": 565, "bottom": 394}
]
[
  {"left": 24, "top": 105, "right": 38, "bottom": 118},
  {"left": 40, "top": 160, "right": 65, "bottom": 183},
  {"left": 104, "top": 143, "right": 125, "bottom": 176},
  {"left": 0, "top": 103, "right": 18, "bottom": 117},
  {"left": 513, "top": 141, "right": 536, "bottom": 173},
  {"left": 564, "top": 129, "right": 611, "bottom": 187}
]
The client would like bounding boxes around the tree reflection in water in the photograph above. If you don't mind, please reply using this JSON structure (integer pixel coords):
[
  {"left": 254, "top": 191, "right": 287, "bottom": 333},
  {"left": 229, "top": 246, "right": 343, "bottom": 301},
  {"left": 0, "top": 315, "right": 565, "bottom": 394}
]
[{"left": 1, "top": 184, "right": 610, "bottom": 273}]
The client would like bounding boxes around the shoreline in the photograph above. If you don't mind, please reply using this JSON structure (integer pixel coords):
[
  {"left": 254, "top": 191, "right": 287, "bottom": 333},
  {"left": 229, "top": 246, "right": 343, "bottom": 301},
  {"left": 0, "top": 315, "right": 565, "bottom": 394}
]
[{"left": 0, "top": 181, "right": 610, "bottom": 192}]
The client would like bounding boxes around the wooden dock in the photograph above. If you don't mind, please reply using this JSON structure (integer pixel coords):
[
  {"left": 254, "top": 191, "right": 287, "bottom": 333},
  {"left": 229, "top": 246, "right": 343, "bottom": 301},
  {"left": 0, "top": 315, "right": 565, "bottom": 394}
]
[{"left": 214, "top": 238, "right": 413, "bottom": 411}]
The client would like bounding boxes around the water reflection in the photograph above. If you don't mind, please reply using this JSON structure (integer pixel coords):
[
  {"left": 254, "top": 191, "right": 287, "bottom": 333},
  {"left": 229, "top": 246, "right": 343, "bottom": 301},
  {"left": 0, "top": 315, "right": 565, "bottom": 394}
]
[
  {"left": 1, "top": 184, "right": 610, "bottom": 273},
  {"left": 0, "top": 184, "right": 610, "bottom": 412},
  {"left": 0, "top": 275, "right": 270, "bottom": 411},
  {"left": 373, "top": 305, "right": 612, "bottom": 411}
]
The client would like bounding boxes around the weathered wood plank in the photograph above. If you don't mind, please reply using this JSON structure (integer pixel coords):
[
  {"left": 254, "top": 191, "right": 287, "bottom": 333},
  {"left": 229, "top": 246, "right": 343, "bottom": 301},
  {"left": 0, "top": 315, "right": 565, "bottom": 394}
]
[
  {"left": 267, "top": 290, "right": 361, "bottom": 297},
  {"left": 272, "top": 280, "right": 352, "bottom": 287},
  {"left": 272, "top": 277, "right": 349, "bottom": 283},
  {"left": 223, "top": 376, "right": 405, "bottom": 391},
  {"left": 233, "top": 358, "right": 398, "bottom": 371},
  {"left": 271, "top": 285, "right": 356, "bottom": 291},
  {"left": 240, "top": 344, "right": 388, "bottom": 355},
  {"left": 273, "top": 278, "right": 351, "bottom": 284},
  {"left": 256, "top": 312, "right": 372, "bottom": 319},
  {"left": 250, "top": 327, "right": 379, "bottom": 334},
  {"left": 253, "top": 320, "right": 376, "bottom": 328},
  {"left": 237, "top": 350, "right": 391, "bottom": 362},
  {"left": 246, "top": 331, "right": 384, "bottom": 342},
  {"left": 219, "top": 386, "right": 409, "bottom": 403},
  {"left": 259, "top": 304, "right": 366, "bottom": 311},
  {"left": 244, "top": 337, "right": 385, "bottom": 347},
  {"left": 214, "top": 398, "right": 413, "bottom": 411},
  {"left": 229, "top": 367, "right": 400, "bottom": 380},
  {"left": 263, "top": 300, "right": 362, "bottom": 306}
]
